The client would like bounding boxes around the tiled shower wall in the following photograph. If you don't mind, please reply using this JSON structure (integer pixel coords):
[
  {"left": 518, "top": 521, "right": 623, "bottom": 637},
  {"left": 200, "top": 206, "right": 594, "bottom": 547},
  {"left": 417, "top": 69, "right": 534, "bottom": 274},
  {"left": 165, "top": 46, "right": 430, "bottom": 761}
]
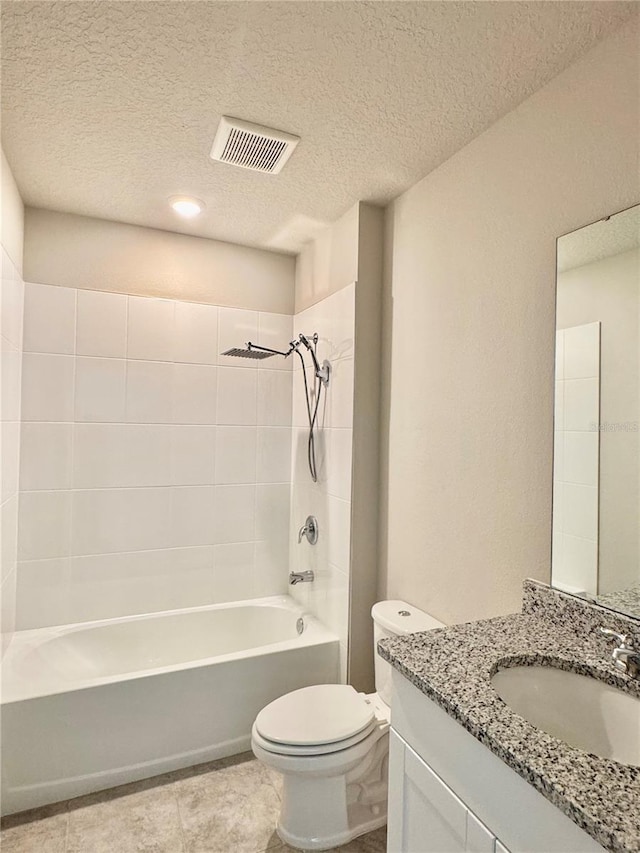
[
  {"left": 16, "top": 283, "right": 293, "bottom": 628},
  {"left": 1, "top": 249, "right": 24, "bottom": 647},
  {"left": 289, "top": 284, "right": 355, "bottom": 679},
  {"left": 552, "top": 321, "right": 600, "bottom": 597}
]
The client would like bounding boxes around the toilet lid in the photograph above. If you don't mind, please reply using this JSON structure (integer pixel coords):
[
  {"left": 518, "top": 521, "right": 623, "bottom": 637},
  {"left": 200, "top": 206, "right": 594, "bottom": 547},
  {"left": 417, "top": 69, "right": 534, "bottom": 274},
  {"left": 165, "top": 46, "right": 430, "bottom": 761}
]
[{"left": 255, "top": 685, "right": 375, "bottom": 746}]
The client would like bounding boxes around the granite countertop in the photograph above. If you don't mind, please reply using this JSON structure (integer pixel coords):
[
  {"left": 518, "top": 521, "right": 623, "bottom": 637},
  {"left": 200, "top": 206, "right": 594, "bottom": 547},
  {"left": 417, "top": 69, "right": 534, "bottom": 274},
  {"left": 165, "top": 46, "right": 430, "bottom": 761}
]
[{"left": 378, "top": 611, "right": 640, "bottom": 853}]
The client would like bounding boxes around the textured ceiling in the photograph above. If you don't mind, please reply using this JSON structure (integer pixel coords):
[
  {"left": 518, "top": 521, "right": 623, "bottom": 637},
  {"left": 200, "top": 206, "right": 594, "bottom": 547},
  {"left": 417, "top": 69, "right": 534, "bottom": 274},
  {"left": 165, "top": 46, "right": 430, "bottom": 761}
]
[
  {"left": 558, "top": 204, "right": 640, "bottom": 273},
  {"left": 1, "top": 2, "right": 637, "bottom": 254}
]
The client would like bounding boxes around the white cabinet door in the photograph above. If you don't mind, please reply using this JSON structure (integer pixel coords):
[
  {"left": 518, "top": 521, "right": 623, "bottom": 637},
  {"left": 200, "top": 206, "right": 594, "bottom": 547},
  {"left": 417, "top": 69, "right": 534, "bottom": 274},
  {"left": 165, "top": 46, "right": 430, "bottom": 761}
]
[
  {"left": 466, "top": 811, "right": 495, "bottom": 853},
  {"left": 388, "top": 731, "right": 468, "bottom": 853}
]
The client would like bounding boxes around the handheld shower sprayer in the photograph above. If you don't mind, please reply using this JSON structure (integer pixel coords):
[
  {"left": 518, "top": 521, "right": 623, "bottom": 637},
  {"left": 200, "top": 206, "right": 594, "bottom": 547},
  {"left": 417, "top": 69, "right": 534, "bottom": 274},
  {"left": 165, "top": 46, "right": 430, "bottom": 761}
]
[{"left": 221, "top": 332, "right": 330, "bottom": 483}]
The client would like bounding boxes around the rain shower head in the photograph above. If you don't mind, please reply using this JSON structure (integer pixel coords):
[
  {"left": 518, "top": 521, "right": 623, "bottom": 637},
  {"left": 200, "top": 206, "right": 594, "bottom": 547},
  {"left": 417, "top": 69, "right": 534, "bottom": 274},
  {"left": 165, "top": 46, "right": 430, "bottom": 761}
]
[{"left": 221, "top": 346, "right": 275, "bottom": 360}]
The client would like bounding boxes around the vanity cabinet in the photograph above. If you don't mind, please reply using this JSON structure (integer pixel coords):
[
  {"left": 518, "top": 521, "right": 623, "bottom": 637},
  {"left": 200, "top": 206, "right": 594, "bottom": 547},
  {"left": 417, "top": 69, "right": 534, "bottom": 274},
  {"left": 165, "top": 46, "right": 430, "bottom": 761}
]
[
  {"left": 388, "top": 731, "right": 504, "bottom": 853},
  {"left": 387, "top": 671, "right": 606, "bottom": 853}
]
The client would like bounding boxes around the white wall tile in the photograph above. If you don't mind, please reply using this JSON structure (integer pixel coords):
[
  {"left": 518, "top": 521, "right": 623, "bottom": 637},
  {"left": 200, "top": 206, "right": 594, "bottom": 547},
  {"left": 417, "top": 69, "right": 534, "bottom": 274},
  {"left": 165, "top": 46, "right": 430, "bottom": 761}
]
[
  {"left": 254, "top": 538, "right": 288, "bottom": 597},
  {"left": 70, "top": 488, "right": 172, "bottom": 556},
  {"left": 172, "top": 363, "right": 217, "bottom": 424},
  {"left": 1, "top": 495, "right": 18, "bottom": 583},
  {"left": 554, "top": 330, "right": 565, "bottom": 381},
  {"left": 170, "top": 426, "right": 216, "bottom": 486},
  {"left": 170, "top": 486, "right": 216, "bottom": 548},
  {"left": 257, "top": 312, "right": 294, "bottom": 369},
  {"left": 218, "top": 307, "right": 258, "bottom": 367},
  {"left": 1, "top": 567, "right": 17, "bottom": 638},
  {"left": 217, "top": 367, "right": 257, "bottom": 425},
  {"left": 75, "top": 357, "right": 126, "bottom": 423},
  {"left": 1, "top": 260, "right": 24, "bottom": 348},
  {"left": 174, "top": 302, "right": 218, "bottom": 365},
  {"left": 553, "top": 430, "right": 564, "bottom": 483},
  {"left": 213, "top": 542, "right": 255, "bottom": 601},
  {"left": 327, "top": 495, "right": 351, "bottom": 573},
  {"left": 563, "top": 378, "right": 599, "bottom": 432},
  {"left": 1, "top": 337, "right": 22, "bottom": 422},
  {"left": 327, "top": 358, "right": 354, "bottom": 429},
  {"left": 18, "top": 491, "right": 71, "bottom": 560},
  {"left": 17, "top": 547, "right": 217, "bottom": 628},
  {"left": 125, "top": 360, "right": 173, "bottom": 423},
  {"left": 1, "top": 421, "right": 20, "bottom": 502},
  {"left": 76, "top": 290, "right": 127, "bottom": 358},
  {"left": 563, "top": 431, "right": 599, "bottom": 487},
  {"left": 22, "top": 353, "right": 74, "bottom": 422},
  {"left": 257, "top": 370, "right": 292, "bottom": 426},
  {"left": 554, "top": 380, "right": 564, "bottom": 431},
  {"left": 257, "top": 427, "right": 292, "bottom": 484},
  {"left": 73, "top": 424, "right": 171, "bottom": 488},
  {"left": 326, "top": 428, "right": 353, "bottom": 501},
  {"left": 563, "top": 483, "right": 598, "bottom": 541},
  {"left": 213, "top": 485, "right": 256, "bottom": 543},
  {"left": 23, "top": 283, "right": 76, "bottom": 355},
  {"left": 215, "top": 427, "right": 257, "bottom": 484},
  {"left": 16, "top": 284, "right": 305, "bottom": 626},
  {"left": 563, "top": 322, "right": 600, "bottom": 379},
  {"left": 20, "top": 424, "right": 72, "bottom": 491},
  {"left": 127, "top": 296, "right": 175, "bottom": 361},
  {"left": 562, "top": 534, "right": 598, "bottom": 593},
  {"left": 15, "top": 557, "right": 71, "bottom": 629},
  {"left": 256, "top": 483, "right": 290, "bottom": 542}
]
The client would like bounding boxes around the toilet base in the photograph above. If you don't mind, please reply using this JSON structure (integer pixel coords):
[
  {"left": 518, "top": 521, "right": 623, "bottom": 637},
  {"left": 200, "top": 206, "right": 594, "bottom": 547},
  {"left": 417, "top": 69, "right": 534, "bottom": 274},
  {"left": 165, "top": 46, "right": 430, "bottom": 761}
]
[
  {"left": 277, "top": 805, "right": 387, "bottom": 851},
  {"left": 260, "top": 730, "right": 389, "bottom": 851}
]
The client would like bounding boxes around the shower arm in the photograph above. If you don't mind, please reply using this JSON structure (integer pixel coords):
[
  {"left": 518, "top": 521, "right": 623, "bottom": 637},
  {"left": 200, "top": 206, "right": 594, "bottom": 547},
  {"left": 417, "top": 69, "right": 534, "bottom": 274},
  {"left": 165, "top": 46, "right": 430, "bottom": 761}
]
[{"left": 245, "top": 342, "right": 294, "bottom": 358}]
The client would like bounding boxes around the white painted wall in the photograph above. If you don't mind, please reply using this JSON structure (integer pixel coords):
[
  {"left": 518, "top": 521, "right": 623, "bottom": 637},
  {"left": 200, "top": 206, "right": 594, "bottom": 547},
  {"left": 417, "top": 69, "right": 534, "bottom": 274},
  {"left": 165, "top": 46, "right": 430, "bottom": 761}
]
[
  {"left": 16, "top": 284, "right": 292, "bottom": 628},
  {"left": 1, "top": 150, "right": 25, "bottom": 650},
  {"left": 379, "top": 19, "right": 640, "bottom": 625},
  {"left": 24, "top": 208, "right": 295, "bottom": 313}
]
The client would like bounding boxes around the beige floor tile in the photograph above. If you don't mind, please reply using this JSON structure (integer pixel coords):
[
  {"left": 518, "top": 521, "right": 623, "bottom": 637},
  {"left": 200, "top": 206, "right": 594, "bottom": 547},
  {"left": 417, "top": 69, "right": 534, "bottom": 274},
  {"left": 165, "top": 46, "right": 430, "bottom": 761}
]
[
  {"left": 173, "top": 755, "right": 281, "bottom": 853},
  {"left": 65, "top": 785, "right": 184, "bottom": 853},
  {"left": 0, "top": 811, "right": 68, "bottom": 853}
]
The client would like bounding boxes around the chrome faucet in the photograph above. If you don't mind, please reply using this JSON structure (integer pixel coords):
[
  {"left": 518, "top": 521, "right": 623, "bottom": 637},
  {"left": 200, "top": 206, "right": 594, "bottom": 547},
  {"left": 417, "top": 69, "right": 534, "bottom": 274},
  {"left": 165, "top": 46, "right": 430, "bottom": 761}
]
[
  {"left": 289, "top": 570, "right": 314, "bottom": 585},
  {"left": 599, "top": 628, "right": 640, "bottom": 678}
]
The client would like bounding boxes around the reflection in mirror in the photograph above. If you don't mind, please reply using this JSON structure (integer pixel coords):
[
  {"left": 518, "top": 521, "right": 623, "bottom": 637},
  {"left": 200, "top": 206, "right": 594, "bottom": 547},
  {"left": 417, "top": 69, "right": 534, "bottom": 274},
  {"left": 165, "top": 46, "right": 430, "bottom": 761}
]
[{"left": 552, "top": 204, "right": 640, "bottom": 620}]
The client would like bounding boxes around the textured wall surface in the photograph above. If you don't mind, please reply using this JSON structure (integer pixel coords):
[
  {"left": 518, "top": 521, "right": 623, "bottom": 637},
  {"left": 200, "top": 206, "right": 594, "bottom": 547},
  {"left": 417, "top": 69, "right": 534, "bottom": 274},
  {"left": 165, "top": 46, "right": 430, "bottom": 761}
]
[
  {"left": 379, "top": 19, "right": 640, "bottom": 626},
  {"left": 24, "top": 209, "right": 295, "bottom": 313},
  {"left": 1, "top": 2, "right": 635, "bottom": 252}
]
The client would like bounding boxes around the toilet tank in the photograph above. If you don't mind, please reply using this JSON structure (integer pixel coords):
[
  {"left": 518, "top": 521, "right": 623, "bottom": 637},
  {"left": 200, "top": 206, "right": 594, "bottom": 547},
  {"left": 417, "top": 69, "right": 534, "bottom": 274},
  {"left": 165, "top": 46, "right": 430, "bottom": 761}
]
[{"left": 372, "top": 600, "right": 444, "bottom": 706}]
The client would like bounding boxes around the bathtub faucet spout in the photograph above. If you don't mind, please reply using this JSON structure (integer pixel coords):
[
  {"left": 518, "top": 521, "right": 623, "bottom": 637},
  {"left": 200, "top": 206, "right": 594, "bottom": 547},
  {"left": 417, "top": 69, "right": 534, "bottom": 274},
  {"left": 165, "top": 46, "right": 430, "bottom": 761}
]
[{"left": 289, "top": 571, "right": 315, "bottom": 585}]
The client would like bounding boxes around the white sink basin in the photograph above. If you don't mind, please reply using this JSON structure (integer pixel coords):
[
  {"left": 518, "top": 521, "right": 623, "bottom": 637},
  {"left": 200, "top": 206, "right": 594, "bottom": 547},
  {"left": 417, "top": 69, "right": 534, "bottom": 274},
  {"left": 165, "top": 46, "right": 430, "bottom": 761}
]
[{"left": 491, "top": 665, "right": 640, "bottom": 766}]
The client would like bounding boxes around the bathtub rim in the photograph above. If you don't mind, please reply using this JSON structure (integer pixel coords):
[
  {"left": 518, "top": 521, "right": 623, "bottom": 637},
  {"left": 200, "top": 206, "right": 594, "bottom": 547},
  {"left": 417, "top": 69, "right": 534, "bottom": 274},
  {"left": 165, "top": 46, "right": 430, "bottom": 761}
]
[{"left": 1, "top": 594, "right": 337, "bottom": 705}]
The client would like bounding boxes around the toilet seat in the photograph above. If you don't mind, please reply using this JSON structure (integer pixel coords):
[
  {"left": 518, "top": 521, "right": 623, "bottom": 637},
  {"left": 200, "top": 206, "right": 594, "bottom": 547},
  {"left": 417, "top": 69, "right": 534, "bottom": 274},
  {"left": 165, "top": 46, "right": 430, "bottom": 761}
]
[
  {"left": 252, "top": 717, "right": 379, "bottom": 756},
  {"left": 255, "top": 684, "right": 375, "bottom": 748}
]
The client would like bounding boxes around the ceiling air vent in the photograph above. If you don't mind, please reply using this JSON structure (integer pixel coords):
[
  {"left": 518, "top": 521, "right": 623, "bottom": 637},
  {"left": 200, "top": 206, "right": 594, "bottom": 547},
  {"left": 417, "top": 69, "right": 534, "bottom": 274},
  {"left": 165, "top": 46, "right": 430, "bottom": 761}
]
[{"left": 210, "top": 116, "right": 300, "bottom": 175}]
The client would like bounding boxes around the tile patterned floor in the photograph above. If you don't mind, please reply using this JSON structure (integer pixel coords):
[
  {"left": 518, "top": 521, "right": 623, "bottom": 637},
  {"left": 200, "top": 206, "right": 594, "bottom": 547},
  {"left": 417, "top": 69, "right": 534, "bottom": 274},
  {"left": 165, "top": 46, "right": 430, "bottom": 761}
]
[{"left": 0, "top": 753, "right": 387, "bottom": 853}]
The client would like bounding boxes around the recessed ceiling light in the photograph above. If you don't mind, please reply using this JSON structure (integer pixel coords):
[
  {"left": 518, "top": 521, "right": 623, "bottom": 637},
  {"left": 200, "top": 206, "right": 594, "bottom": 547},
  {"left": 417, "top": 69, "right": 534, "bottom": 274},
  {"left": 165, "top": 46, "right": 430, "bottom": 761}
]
[{"left": 169, "top": 196, "right": 204, "bottom": 218}]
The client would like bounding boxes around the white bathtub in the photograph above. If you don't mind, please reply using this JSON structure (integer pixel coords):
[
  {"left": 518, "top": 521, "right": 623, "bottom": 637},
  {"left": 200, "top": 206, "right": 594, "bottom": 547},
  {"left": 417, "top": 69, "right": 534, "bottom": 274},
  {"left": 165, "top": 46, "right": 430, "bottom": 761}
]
[{"left": 0, "top": 595, "right": 339, "bottom": 815}]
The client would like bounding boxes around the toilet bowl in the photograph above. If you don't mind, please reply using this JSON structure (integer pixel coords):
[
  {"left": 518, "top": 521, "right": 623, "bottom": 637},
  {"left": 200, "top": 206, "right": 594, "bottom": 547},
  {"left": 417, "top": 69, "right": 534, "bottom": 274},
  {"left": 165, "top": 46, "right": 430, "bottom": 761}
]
[{"left": 251, "top": 601, "right": 444, "bottom": 850}]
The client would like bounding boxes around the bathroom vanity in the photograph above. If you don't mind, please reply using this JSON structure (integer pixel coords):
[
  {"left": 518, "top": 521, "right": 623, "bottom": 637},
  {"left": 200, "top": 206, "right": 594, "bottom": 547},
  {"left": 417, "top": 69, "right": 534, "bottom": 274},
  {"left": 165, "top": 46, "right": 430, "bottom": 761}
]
[{"left": 379, "top": 581, "right": 640, "bottom": 853}]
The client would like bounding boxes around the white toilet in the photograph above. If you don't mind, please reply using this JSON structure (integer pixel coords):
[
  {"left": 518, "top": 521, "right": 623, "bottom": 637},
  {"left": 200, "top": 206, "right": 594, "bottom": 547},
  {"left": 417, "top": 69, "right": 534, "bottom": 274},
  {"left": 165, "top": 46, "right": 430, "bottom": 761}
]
[{"left": 251, "top": 600, "right": 444, "bottom": 850}]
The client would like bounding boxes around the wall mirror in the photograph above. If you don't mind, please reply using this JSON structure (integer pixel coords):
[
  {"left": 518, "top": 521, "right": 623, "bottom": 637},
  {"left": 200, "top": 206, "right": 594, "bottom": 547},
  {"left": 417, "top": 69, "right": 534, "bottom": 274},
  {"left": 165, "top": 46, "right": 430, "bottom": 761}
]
[{"left": 551, "top": 203, "right": 640, "bottom": 620}]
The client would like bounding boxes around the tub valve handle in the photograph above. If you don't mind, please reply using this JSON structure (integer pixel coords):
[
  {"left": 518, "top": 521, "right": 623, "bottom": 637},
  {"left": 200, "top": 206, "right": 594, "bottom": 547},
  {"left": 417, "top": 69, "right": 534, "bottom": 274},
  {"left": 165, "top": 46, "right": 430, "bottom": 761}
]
[{"left": 298, "top": 516, "right": 318, "bottom": 545}]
